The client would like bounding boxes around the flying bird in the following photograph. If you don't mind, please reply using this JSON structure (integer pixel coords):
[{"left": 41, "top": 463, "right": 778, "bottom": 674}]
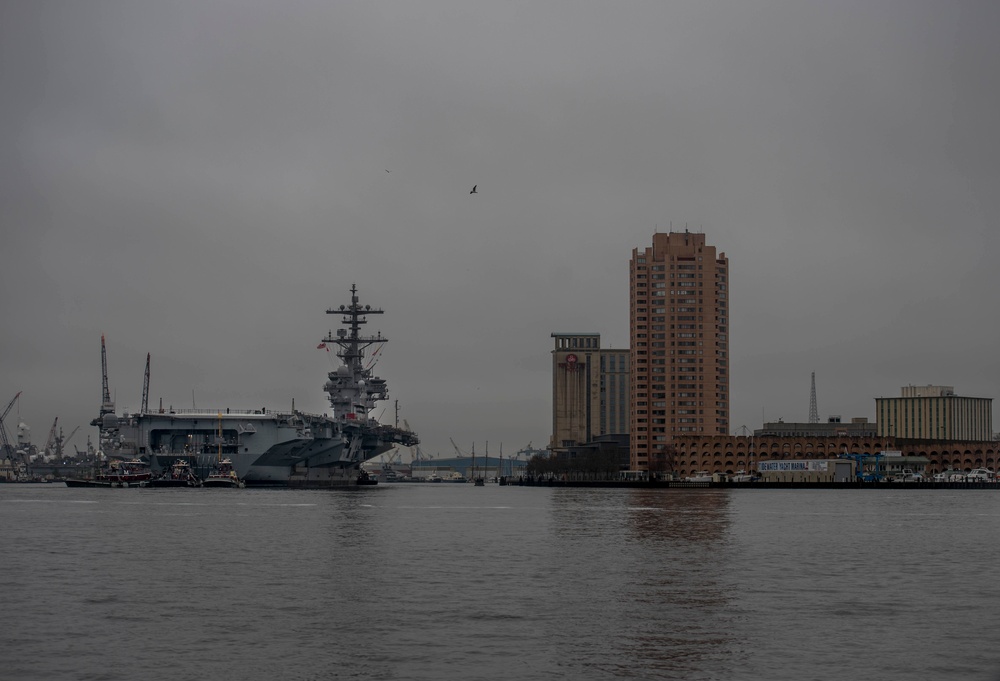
[{"left": 470, "top": 185, "right": 478, "bottom": 194}]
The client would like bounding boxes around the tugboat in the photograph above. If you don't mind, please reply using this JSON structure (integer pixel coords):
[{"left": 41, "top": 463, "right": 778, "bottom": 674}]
[
  {"left": 147, "top": 459, "right": 201, "bottom": 487},
  {"left": 100, "top": 458, "right": 152, "bottom": 486},
  {"left": 202, "top": 458, "right": 244, "bottom": 488},
  {"left": 64, "top": 458, "right": 151, "bottom": 488},
  {"left": 356, "top": 469, "right": 378, "bottom": 485},
  {"left": 201, "top": 414, "right": 244, "bottom": 488}
]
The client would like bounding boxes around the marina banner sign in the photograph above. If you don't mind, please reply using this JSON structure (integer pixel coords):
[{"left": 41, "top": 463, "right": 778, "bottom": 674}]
[{"left": 757, "top": 460, "right": 829, "bottom": 472}]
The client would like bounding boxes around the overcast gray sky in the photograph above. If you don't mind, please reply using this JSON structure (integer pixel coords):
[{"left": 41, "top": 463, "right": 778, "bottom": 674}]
[{"left": 2, "top": 1, "right": 998, "bottom": 459}]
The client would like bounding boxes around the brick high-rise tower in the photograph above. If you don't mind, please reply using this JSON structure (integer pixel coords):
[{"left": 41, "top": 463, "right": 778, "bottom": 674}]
[{"left": 629, "top": 231, "right": 730, "bottom": 472}]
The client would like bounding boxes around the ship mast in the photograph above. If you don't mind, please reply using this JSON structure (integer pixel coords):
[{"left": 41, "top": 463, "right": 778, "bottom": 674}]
[{"left": 322, "top": 285, "right": 389, "bottom": 421}]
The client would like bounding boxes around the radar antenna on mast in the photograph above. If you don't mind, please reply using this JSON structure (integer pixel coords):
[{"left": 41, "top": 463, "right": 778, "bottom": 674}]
[{"left": 322, "top": 284, "right": 389, "bottom": 421}]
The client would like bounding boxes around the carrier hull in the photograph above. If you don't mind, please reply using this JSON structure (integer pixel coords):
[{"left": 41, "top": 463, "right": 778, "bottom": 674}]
[{"left": 90, "top": 286, "right": 418, "bottom": 488}]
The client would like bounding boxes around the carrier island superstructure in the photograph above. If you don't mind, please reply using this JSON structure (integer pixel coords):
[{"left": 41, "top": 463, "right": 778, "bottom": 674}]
[{"left": 91, "top": 286, "right": 418, "bottom": 487}]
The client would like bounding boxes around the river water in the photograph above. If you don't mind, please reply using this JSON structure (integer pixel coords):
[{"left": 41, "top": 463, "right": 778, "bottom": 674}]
[{"left": 2, "top": 483, "right": 999, "bottom": 680}]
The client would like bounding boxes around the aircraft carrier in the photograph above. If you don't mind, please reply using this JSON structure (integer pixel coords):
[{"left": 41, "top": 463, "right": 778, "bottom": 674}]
[{"left": 92, "top": 285, "right": 417, "bottom": 487}]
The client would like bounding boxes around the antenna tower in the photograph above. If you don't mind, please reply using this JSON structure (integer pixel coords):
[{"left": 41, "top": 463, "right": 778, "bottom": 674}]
[{"left": 808, "top": 372, "right": 819, "bottom": 423}]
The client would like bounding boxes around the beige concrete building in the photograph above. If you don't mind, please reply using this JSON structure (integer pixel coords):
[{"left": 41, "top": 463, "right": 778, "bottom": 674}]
[
  {"left": 629, "top": 231, "right": 729, "bottom": 471},
  {"left": 755, "top": 417, "right": 876, "bottom": 438},
  {"left": 876, "top": 385, "right": 992, "bottom": 441},
  {"left": 550, "top": 333, "right": 629, "bottom": 454}
]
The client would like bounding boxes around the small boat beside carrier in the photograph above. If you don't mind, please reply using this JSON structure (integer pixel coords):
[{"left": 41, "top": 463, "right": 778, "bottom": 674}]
[
  {"left": 356, "top": 469, "right": 378, "bottom": 485},
  {"left": 64, "top": 458, "right": 152, "bottom": 488},
  {"left": 202, "top": 458, "right": 245, "bottom": 488},
  {"left": 147, "top": 459, "right": 201, "bottom": 488}
]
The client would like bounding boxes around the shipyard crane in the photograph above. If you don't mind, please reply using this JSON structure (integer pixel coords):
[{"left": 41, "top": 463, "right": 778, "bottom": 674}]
[
  {"left": 74, "top": 435, "right": 95, "bottom": 459},
  {"left": 99, "top": 334, "right": 115, "bottom": 418},
  {"left": 0, "top": 392, "right": 23, "bottom": 462},
  {"left": 512, "top": 441, "right": 534, "bottom": 461},
  {"left": 400, "top": 421, "right": 428, "bottom": 462},
  {"left": 449, "top": 437, "right": 465, "bottom": 458},
  {"left": 44, "top": 417, "right": 59, "bottom": 458},
  {"left": 415, "top": 442, "right": 429, "bottom": 462},
  {"left": 384, "top": 437, "right": 403, "bottom": 467},
  {"left": 58, "top": 426, "right": 81, "bottom": 460},
  {"left": 141, "top": 353, "right": 150, "bottom": 413}
]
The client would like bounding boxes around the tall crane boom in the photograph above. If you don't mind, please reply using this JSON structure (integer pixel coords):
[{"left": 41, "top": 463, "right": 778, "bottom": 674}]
[
  {"left": 45, "top": 417, "right": 59, "bottom": 457},
  {"left": 141, "top": 353, "right": 150, "bottom": 413},
  {"left": 60, "top": 425, "right": 81, "bottom": 459},
  {"left": 100, "top": 335, "right": 115, "bottom": 417},
  {"left": 0, "top": 392, "right": 22, "bottom": 460},
  {"left": 0, "top": 392, "right": 20, "bottom": 424}
]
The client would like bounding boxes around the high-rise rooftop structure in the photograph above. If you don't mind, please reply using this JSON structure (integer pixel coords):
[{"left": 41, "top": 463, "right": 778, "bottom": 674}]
[
  {"left": 876, "top": 385, "right": 992, "bottom": 441},
  {"left": 629, "top": 230, "right": 729, "bottom": 472}
]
